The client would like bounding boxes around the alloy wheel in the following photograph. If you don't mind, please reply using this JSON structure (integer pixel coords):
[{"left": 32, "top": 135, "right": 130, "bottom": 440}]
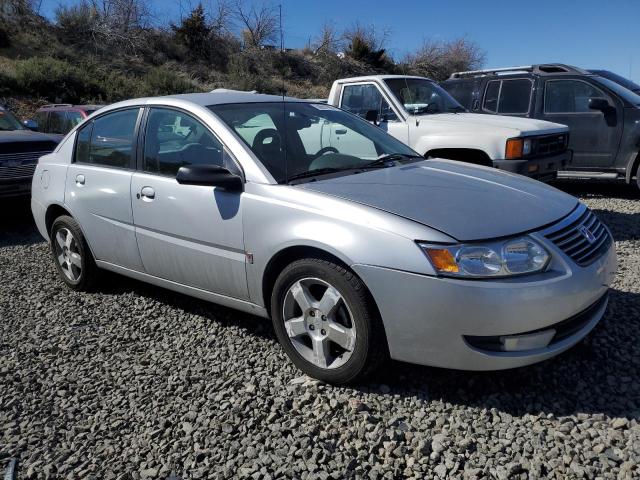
[
  {"left": 282, "top": 277, "right": 356, "bottom": 369},
  {"left": 54, "top": 227, "right": 82, "bottom": 282}
]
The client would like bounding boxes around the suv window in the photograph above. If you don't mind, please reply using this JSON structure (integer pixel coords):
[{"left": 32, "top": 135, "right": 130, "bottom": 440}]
[
  {"left": 143, "top": 108, "right": 238, "bottom": 177},
  {"left": 48, "top": 111, "right": 67, "bottom": 134},
  {"left": 34, "top": 112, "right": 48, "bottom": 132},
  {"left": 483, "top": 79, "right": 532, "bottom": 114},
  {"left": 341, "top": 84, "right": 398, "bottom": 121},
  {"left": 443, "top": 81, "right": 474, "bottom": 109},
  {"left": 544, "top": 80, "right": 606, "bottom": 113},
  {"left": 65, "top": 111, "right": 84, "bottom": 132},
  {"left": 74, "top": 108, "right": 139, "bottom": 168}
]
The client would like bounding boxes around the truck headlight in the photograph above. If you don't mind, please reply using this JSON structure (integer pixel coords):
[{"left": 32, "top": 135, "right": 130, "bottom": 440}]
[
  {"left": 505, "top": 138, "right": 532, "bottom": 159},
  {"left": 419, "top": 236, "right": 550, "bottom": 278}
]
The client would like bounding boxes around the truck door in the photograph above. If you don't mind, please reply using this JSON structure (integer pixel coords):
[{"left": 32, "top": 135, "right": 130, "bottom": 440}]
[
  {"left": 538, "top": 78, "right": 623, "bottom": 169},
  {"left": 339, "top": 83, "right": 409, "bottom": 145}
]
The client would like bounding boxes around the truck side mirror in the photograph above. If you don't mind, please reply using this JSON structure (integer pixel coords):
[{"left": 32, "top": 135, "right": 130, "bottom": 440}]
[
  {"left": 365, "top": 109, "right": 379, "bottom": 125},
  {"left": 588, "top": 97, "right": 610, "bottom": 112}
]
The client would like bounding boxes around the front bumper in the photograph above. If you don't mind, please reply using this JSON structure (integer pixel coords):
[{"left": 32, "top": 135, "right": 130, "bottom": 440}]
[
  {"left": 493, "top": 150, "right": 571, "bottom": 182},
  {"left": 352, "top": 236, "right": 616, "bottom": 371}
]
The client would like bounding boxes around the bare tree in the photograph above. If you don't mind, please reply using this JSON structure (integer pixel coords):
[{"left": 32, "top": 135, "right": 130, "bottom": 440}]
[
  {"left": 342, "top": 22, "right": 392, "bottom": 69},
  {"left": 312, "top": 22, "right": 340, "bottom": 55},
  {"left": 208, "top": 0, "right": 233, "bottom": 35},
  {"left": 403, "top": 38, "right": 485, "bottom": 80},
  {"left": 233, "top": 0, "right": 277, "bottom": 48}
]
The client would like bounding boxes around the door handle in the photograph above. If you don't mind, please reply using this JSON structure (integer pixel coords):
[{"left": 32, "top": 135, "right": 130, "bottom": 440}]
[
  {"left": 140, "top": 186, "right": 155, "bottom": 201},
  {"left": 75, "top": 174, "right": 85, "bottom": 186}
]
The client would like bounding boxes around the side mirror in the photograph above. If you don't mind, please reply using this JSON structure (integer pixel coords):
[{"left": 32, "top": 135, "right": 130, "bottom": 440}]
[
  {"left": 23, "top": 119, "right": 38, "bottom": 131},
  {"left": 588, "top": 97, "right": 610, "bottom": 112},
  {"left": 176, "top": 164, "right": 244, "bottom": 192},
  {"left": 364, "top": 109, "right": 379, "bottom": 125}
]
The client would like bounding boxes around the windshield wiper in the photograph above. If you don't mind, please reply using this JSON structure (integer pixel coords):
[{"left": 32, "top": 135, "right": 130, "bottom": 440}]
[
  {"left": 287, "top": 166, "right": 357, "bottom": 183},
  {"left": 361, "top": 153, "right": 424, "bottom": 169}
]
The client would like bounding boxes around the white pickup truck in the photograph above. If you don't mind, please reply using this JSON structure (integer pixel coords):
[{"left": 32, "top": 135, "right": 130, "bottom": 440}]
[{"left": 327, "top": 75, "right": 571, "bottom": 181}]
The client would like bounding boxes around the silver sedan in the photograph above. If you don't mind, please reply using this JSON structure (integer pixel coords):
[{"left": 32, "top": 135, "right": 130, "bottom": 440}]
[{"left": 31, "top": 92, "right": 617, "bottom": 384}]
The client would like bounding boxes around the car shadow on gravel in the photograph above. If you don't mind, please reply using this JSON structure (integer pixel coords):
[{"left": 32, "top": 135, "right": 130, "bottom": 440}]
[
  {"left": 590, "top": 209, "right": 640, "bottom": 242},
  {"left": 366, "top": 287, "right": 640, "bottom": 420},
  {"left": 0, "top": 197, "right": 43, "bottom": 247},
  {"left": 96, "top": 272, "right": 276, "bottom": 341}
]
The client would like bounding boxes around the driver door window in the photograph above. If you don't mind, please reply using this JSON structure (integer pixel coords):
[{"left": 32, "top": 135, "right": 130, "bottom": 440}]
[
  {"left": 342, "top": 84, "right": 398, "bottom": 122},
  {"left": 544, "top": 80, "right": 607, "bottom": 113},
  {"left": 143, "top": 108, "right": 238, "bottom": 176}
]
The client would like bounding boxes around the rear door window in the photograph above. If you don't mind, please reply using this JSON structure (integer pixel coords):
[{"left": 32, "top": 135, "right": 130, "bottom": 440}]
[
  {"left": 483, "top": 79, "right": 532, "bottom": 114},
  {"left": 74, "top": 108, "right": 140, "bottom": 168}
]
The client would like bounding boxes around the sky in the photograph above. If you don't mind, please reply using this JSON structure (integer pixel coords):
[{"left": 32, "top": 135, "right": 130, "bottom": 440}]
[{"left": 37, "top": 0, "right": 640, "bottom": 82}]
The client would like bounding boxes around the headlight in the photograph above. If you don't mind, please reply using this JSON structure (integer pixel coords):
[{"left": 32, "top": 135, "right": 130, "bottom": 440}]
[
  {"left": 505, "top": 138, "right": 532, "bottom": 159},
  {"left": 419, "top": 236, "right": 550, "bottom": 278}
]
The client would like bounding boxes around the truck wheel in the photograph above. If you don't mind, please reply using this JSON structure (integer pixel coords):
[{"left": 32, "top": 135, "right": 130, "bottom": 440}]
[
  {"left": 270, "top": 258, "right": 387, "bottom": 384},
  {"left": 50, "top": 215, "right": 100, "bottom": 291}
]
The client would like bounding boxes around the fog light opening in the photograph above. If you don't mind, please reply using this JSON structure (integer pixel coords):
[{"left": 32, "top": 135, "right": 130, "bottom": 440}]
[{"left": 499, "top": 329, "right": 556, "bottom": 352}]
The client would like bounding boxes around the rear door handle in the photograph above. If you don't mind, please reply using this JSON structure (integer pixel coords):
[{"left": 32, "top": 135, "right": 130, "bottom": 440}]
[
  {"left": 140, "top": 186, "right": 155, "bottom": 201},
  {"left": 75, "top": 174, "right": 85, "bottom": 186}
]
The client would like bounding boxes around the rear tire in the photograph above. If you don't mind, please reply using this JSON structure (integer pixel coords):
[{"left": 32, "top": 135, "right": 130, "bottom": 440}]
[
  {"left": 270, "top": 257, "right": 387, "bottom": 384},
  {"left": 50, "top": 215, "right": 99, "bottom": 291}
]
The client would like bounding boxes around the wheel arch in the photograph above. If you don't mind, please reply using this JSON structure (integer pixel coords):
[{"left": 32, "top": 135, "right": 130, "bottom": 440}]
[
  {"left": 625, "top": 151, "right": 640, "bottom": 184},
  {"left": 45, "top": 203, "right": 73, "bottom": 237}
]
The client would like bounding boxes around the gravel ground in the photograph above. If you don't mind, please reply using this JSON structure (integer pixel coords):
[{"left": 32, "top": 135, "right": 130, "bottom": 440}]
[{"left": 1, "top": 182, "right": 639, "bottom": 480}]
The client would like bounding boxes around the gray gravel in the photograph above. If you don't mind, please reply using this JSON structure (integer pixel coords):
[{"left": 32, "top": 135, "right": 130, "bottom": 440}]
[{"left": 1, "top": 181, "right": 639, "bottom": 479}]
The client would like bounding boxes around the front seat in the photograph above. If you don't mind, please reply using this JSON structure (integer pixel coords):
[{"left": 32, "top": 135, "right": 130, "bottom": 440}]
[{"left": 252, "top": 128, "right": 285, "bottom": 180}]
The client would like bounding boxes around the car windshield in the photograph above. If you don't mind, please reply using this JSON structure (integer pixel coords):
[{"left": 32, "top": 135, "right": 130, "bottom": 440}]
[
  {"left": 592, "top": 76, "right": 640, "bottom": 106},
  {"left": 590, "top": 70, "right": 640, "bottom": 94},
  {"left": 0, "top": 109, "right": 25, "bottom": 131},
  {"left": 209, "top": 102, "right": 421, "bottom": 184},
  {"left": 384, "top": 78, "right": 466, "bottom": 115}
]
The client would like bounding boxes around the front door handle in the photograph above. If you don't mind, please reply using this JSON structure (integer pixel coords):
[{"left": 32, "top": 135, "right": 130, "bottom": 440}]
[
  {"left": 75, "top": 174, "right": 85, "bottom": 186},
  {"left": 140, "top": 186, "right": 155, "bottom": 201}
]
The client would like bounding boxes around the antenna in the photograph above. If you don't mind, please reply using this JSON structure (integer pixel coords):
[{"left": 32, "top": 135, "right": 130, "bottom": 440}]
[{"left": 279, "top": 4, "right": 288, "bottom": 182}]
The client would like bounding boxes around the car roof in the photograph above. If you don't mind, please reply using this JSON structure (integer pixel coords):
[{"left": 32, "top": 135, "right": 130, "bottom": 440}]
[
  {"left": 448, "top": 64, "right": 592, "bottom": 80},
  {"left": 334, "top": 75, "right": 436, "bottom": 83},
  {"left": 97, "top": 91, "right": 311, "bottom": 114}
]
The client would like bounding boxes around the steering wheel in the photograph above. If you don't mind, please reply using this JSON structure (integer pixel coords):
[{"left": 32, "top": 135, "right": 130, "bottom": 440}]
[{"left": 312, "top": 146, "right": 339, "bottom": 160}]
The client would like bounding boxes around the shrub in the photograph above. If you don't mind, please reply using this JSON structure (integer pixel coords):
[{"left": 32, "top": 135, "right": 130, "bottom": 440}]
[
  {"left": 141, "top": 67, "right": 199, "bottom": 96},
  {"left": 0, "top": 27, "right": 11, "bottom": 48},
  {"left": 13, "top": 57, "right": 104, "bottom": 102}
]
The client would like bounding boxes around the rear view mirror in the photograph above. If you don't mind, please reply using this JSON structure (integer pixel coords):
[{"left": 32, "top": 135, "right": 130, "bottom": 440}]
[
  {"left": 23, "top": 119, "right": 38, "bottom": 131},
  {"left": 365, "top": 109, "right": 379, "bottom": 125},
  {"left": 176, "top": 165, "right": 244, "bottom": 192},
  {"left": 588, "top": 97, "right": 610, "bottom": 111}
]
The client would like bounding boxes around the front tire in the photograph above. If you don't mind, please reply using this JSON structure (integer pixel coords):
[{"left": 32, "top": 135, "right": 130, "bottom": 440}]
[
  {"left": 50, "top": 215, "right": 99, "bottom": 291},
  {"left": 270, "top": 258, "right": 387, "bottom": 384}
]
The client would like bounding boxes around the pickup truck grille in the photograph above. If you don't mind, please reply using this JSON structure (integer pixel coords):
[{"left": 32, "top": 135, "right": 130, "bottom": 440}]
[
  {"left": 544, "top": 207, "right": 612, "bottom": 266},
  {"left": 532, "top": 133, "right": 568, "bottom": 157},
  {"left": 0, "top": 151, "right": 47, "bottom": 181}
]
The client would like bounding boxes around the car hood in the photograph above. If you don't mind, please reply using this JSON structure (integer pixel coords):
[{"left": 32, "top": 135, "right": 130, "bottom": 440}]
[
  {"left": 0, "top": 130, "right": 60, "bottom": 143},
  {"left": 298, "top": 160, "right": 578, "bottom": 241},
  {"left": 420, "top": 112, "right": 568, "bottom": 136}
]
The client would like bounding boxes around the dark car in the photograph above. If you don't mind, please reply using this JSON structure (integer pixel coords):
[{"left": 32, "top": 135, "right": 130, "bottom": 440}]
[
  {"left": 26, "top": 104, "right": 103, "bottom": 140},
  {"left": 442, "top": 64, "right": 640, "bottom": 189},
  {"left": 0, "top": 106, "right": 59, "bottom": 198}
]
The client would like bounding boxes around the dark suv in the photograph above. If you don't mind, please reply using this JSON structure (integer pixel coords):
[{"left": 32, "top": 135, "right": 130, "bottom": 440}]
[
  {"left": 26, "top": 104, "right": 103, "bottom": 140},
  {"left": 442, "top": 64, "right": 640, "bottom": 189},
  {"left": 0, "top": 106, "right": 58, "bottom": 198}
]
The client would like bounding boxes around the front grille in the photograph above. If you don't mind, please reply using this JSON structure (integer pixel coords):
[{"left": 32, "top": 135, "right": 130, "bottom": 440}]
[
  {"left": 0, "top": 151, "right": 47, "bottom": 181},
  {"left": 544, "top": 207, "right": 612, "bottom": 266},
  {"left": 532, "top": 133, "right": 568, "bottom": 157}
]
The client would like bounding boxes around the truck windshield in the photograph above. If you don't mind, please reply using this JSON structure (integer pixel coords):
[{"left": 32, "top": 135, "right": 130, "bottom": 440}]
[
  {"left": 0, "top": 109, "right": 25, "bottom": 131},
  {"left": 209, "top": 102, "right": 420, "bottom": 184},
  {"left": 592, "top": 76, "right": 640, "bottom": 107},
  {"left": 384, "top": 78, "right": 466, "bottom": 115},
  {"left": 589, "top": 70, "right": 640, "bottom": 94}
]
